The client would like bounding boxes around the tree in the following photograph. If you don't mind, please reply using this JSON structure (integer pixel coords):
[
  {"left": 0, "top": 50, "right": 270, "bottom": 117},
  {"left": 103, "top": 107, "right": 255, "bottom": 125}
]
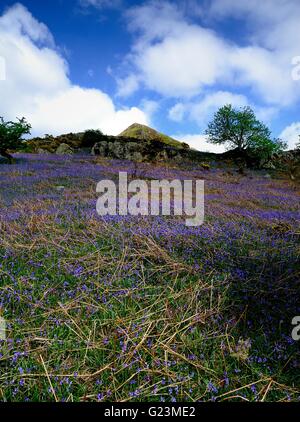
[
  {"left": 205, "top": 104, "right": 284, "bottom": 154},
  {"left": 0, "top": 117, "right": 31, "bottom": 163},
  {"left": 81, "top": 129, "right": 106, "bottom": 148},
  {"left": 247, "top": 136, "right": 287, "bottom": 165}
]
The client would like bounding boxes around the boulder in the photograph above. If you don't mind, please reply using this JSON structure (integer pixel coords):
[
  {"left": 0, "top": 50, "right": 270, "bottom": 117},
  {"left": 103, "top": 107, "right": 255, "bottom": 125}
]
[
  {"left": 92, "top": 141, "right": 108, "bottom": 156},
  {"left": 262, "top": 161, "right": 276, "bottom": 170},
  {"left": 37, "top": 148, "right": 51, "bottom": 154},
  {"left": 91, "top": 137, "right": 187, "bottom": 164},
  {"left": 56, "top": 143, "right": 74, "bottom": 155}
]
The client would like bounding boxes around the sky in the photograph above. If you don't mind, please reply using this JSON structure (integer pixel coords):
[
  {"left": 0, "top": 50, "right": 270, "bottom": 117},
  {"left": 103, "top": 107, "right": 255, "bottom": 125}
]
[{"left": 0, "top": 0, "right": 300, "bottom": 152}]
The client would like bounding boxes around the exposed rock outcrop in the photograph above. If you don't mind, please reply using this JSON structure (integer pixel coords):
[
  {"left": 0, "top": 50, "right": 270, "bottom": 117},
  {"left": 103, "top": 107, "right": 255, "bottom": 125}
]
[
  {"left": 56, "top": 143, "right": 74, "bottom": 155},
  {"left": 270, "top": 149, "right": 300, "bottom": 179},
  {"left": 91, "top": 136, "right": 185, "bottom": 163}
]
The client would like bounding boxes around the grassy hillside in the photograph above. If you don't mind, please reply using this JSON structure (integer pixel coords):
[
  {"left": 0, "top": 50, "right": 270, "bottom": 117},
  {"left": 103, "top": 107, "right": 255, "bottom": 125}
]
[
  {"left": 0, "top": 154, "right": 299, "bottom": 402},
  {"left": 119, "top": 123, "right": 184, "bottom": 148}
]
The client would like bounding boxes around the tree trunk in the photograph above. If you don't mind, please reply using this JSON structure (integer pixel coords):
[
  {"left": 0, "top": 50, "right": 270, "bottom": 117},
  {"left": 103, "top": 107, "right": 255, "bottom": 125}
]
[{"left": 0, "top": 149, "right": 14, "bottom": 164}]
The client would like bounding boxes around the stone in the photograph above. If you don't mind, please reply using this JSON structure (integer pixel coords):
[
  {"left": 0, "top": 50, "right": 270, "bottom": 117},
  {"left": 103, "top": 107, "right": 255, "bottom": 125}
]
[
  {"left": 37, "top": 148, "right": 51, "bottom": 154},
  {"left": 92, "top": 141, "right": 108, "bottom": 156},
  {"left": 263, "top": 162, "right": 276, "bottom": 170},
  {"left": 91, "top": 137, "right": 187, "bottom": 164},
  {"left": 56, "top": 143, "right": 74, "bottom": 155}
]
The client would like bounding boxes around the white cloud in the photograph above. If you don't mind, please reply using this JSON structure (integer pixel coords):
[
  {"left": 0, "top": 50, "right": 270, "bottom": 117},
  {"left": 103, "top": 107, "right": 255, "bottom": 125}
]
[
  {"left": 79, "top": 0, "right": 122, "bottom": 10},
  {"left": 279, "top": 122, "right": 300, "bottom": 150},
  {"left": 139, "top": 99, "right": 159, "bottom": 118},
  {"left": 169, "top": 91, "right": 277, "bottom": 128},
  {"left": 169, "top": 91, "right": 248, "bottom": 126},
  {"left": 0, "top": 3, "right": 148, "bottom": 137},
  {"left": 29, "top": 86, "right": 147, "bottom": 136},
  {"left": 173, "top": 133, "right": 226, "bottom": 154},
  {"left": 123, "top": 3, "right": 230, "bottom": 98},
  {"left": 118, "top": 1, "right": 300, "bottom": 106},
  {"left": 0, "top": 2, "right": 54, "bottom": 45},
  {"left": 116, "top": 74, "right": 140, "bottom": 97},
  {"left": 208, "top": 0, "right": 300, "bottom": 54},
  {"left": 168, "top": 103, "right": 186, "bottom": 122},
  {"left": 133, "top": 26, "right": 229, "bottom": 97},
  {"left": 0, "top": 55, "right": 5, "bottom": 81}
]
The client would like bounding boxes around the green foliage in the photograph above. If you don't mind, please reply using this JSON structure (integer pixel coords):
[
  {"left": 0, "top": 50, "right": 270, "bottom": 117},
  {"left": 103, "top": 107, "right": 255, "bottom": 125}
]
[
  {"left": 82, "top": 129, "right": 106, "bottom": 147},
  {"left": 200, "top": 162, "right": 211, "bottom": 170},
  {"left": 205, "top": 105, "right": 285, "bottom": 159},
  {"left": 120, "top": 123, "right": 184, "bottom": 148},
  {"left": 0, "top": 117, "right": 31, "bottom": 151},
  {"left": 248, "top": 137, "right": 287, "bottom": 163}
]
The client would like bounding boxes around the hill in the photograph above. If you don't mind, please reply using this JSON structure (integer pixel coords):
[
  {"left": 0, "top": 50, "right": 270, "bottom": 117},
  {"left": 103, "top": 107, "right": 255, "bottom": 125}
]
[{"left": 119, "top": 123, "right": 185, "bottom": 148}]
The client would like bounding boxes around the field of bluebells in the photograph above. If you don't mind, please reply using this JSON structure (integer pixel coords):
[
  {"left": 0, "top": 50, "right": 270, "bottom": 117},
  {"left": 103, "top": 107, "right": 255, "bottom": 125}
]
[{"left": 0, "top": 153, "right": 299, "bottom": 402}]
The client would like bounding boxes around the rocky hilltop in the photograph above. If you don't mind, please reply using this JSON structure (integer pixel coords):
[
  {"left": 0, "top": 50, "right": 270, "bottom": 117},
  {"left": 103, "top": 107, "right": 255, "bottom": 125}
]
[
  {"left": 119, "top": 123, "right": 187, "bottom": 149},
  {"left": 25, "top": 124, "right": 300, "bottom": 176},
  {"left": 26, "top": 123, "right": 214, "bottom": 163}
]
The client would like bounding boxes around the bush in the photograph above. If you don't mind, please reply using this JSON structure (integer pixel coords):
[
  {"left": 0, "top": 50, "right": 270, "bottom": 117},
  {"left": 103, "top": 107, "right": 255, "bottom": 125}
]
[
  {"left": 0, "top": 117, "right": 31, "bottom": 163},
  {"left": 81, "top": 129, "right": 106, "bottom": 148}
]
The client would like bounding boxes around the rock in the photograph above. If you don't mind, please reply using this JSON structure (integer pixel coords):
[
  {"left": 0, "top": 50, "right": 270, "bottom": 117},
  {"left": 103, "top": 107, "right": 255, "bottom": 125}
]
[
  {"left": 92, "top": 141, "right": 108, "bottom": 156},
  {"left": 37, "top": 148, "right": 51, "bottom": 154},
  {"left": 126, "top": 151, "right": 144, "bottom": 162},
  {"left": 263, "top": 161, "right": 276, "bottom": 170},
  {"left": 110, "top": 141, "right": 123, "bottom": 159},
  {"left": 91, "top": 137, "right": 187, "bottom": 164},
  {"left": 263, "top": 173, "right": 272, "bottom": 179},
  {"left": 56, "top": 143, "right": 74, "bottom": 155},
  {"left": 155, "top": 150, "right": 169, "bottom": 162}
]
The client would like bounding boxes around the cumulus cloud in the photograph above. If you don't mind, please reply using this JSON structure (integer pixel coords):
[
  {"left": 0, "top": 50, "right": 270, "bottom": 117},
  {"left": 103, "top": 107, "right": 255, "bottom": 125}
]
[
  {"left": 116, "top": 74, "right": 140, "bottom": 97},
  {"left": 79, "top": 0, "right": 122, "bottom": 10},
  {"left": 123, "top": 2, "right": 230, "bottom": 98},
  {"left": 0, "top": 3, "right": 148, "bottom": 136},
  {"left": 0, "top": 55, "right": 5, "bottom": 81},
  {"left": 118, "top": 0, "right": 300, "bottom": 106},
  {"left": 169, "top": 91, "right": 277, "bottom": 130},
  {"left": 173, "top": 133, "right": 226, "bottom": 154},
  {"left": 279, "top": 122, "right": 300, "bottom": 150},
  {"left": 169, "top": 91, "right": 248, "bottom": 126},
  {"left": 208, "top": 0, "right": 300, "bottom": 54}
]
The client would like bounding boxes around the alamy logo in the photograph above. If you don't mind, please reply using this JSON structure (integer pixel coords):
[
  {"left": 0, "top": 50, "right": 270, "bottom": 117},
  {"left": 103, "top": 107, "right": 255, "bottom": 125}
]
[
  {"left": 96, "top": 172, "right": 205, "bottom": 226},
  {"left": 0, "top": 317, "right": 6, "bottom": 340},
  {"left": 292, "top": 316, "right": 300, "bottom": 341},
  {"left": 0, "top": 56, "right": 6, "bottom": 81}
]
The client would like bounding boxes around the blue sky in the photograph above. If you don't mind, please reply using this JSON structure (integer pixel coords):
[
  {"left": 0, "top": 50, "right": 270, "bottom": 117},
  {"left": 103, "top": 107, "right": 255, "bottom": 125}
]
[{"left": 1, "top": 0, "right": 300, "bottom": 151}]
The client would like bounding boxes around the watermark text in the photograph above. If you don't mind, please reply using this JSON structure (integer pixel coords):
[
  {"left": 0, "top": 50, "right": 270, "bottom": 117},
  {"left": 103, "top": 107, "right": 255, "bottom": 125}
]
[{"left": 96, "top": 172, "right": 204, "bottom": 226}]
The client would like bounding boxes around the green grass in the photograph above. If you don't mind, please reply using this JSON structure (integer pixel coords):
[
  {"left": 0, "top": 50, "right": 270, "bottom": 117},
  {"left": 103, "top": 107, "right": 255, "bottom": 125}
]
[{"left": 119, "top": 123, "right": 184, "bottom": 148}]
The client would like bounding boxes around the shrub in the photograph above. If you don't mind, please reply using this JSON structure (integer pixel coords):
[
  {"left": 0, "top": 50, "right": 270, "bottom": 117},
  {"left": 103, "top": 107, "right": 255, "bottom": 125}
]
[
  {"left": 0, "top": 117, "right": 31, "bottom": 163},
  {"left": 81, "top": 129, "right": 106, "bottom": 148}
]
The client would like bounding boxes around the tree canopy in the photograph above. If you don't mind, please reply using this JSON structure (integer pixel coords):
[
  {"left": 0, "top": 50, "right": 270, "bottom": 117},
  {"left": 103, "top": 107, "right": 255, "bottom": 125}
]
[
  {"left": 205, "top": 105, "right": 286, "bottom": 161},
  {"left": 82, "top": 129, "right": 106, "bottom": 148},
  {"left": 0, "top": 117, "right": 31, "bottom": 163}
]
